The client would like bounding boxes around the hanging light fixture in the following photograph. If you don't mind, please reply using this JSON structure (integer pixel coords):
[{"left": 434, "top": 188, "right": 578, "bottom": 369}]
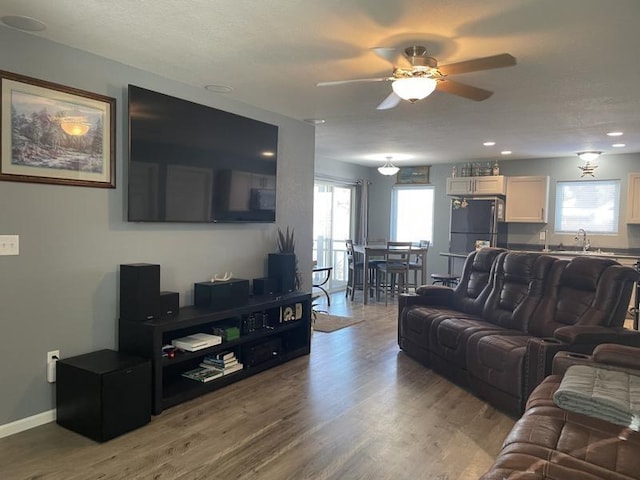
[
  {"left": 577, "top": 151, "right": 601, "bottom": 162},
  {"left": 391, "top": 77, "right": 437, "bottom": 103},
  {"left": 59, "top": 110, "right": 91, "bottom": 136},
  {"left": 378, "top": 156, "right": 399, "bottom": 176},
  {"left": 577, "top": 151, "right": 601, "bottom": 177}
]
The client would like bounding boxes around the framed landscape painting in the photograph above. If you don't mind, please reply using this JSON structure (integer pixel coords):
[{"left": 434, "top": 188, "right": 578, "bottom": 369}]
[{"left": 0, "top": 70, "right": 115, "bottom": 188}]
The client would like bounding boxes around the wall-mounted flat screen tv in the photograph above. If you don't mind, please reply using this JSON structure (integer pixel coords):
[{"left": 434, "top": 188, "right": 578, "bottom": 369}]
[{"left": 127, "top": 85, "right": 278, "bottom": 223}]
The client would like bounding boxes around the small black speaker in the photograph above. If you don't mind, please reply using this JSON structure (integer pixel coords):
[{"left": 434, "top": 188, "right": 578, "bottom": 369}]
[
  {"left": 268, "top": 253, "right": 297, "bottom": 294},
  {"left": 120, "top": 263, "right": 160, "bottom": 321},
  {"left": 194, "top": 279, "right": 250, "bottom": 310},
  {"left": 160, "top": 291, "right": 179, "bottom": 317},
  {"left": 252, "top": 277, "right": 277, "bottom": 296}
]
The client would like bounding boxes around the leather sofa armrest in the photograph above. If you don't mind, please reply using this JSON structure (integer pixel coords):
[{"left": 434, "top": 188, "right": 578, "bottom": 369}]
[
  {"left": 414, "top": 285, "right": 455, "bottom": 302},
  {"left": 592, "top": 343, "right": 640, "bottom": 370},
  {"left": 552, "top": 351, "right": 596, "bottom": 376},
  {"left": 554, "top": 325, "right": 640, "bottom": 346}
]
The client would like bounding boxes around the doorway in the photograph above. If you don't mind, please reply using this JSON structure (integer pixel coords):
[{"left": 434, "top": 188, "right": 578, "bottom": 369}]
[{"left": 313, "top": 181, "right": 354, "bottom": 293}]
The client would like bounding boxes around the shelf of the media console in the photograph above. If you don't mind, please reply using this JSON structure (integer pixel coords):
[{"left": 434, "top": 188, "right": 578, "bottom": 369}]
[
  {"left": 161, "top": 347, "right": 310, "bottom": 409},
  {"left": 161, "top": 320, "right": 306, "bottom": 366}
]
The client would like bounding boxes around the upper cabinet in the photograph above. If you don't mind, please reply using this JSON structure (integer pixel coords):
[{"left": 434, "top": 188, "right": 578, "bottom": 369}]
[
  {"left": 446, "top": 175, "right": 506, "bottom": 196},
  {"left": 505, "top": 176, "right": 549, "bottom": 223},
  {"left": 627, "top": 173, "right": 640, "bottom": 223}
]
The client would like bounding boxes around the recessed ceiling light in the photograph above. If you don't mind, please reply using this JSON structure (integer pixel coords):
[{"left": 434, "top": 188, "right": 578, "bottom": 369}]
[
  {"left": 612, "top": 143, "right": 626, "bottom": 148},
  {"left": 1, "top": 15, "right": 46, "bottom": 32},
  {"left": 204, "top": 84, "right": 233, "bottom": 93},
  {"left": 501, "top": 150, "right": 512, "bottom": 155},
  {"left": 483, "top": 141, "right": 496, "bottom": 146},
  {"left": 606, "top": 131, "right": 624, "bottom": 137},
  {"left": 303, "top": 118, "right": 325, "bottom": 125}
]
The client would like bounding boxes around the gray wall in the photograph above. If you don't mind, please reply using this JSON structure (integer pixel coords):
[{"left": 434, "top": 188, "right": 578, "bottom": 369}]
[
  {"left": 366, "top": 154, "right": 640, "bottom": 279},
  {"left": 0, "top": 27, "right": 315, "bottom": 425}
]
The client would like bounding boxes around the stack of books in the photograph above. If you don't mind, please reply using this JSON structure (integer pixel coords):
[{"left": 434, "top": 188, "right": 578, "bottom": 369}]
[
  {"left": 181, "top": 365, "right": 224, "bottom": 383},
  {"left": 200, "top": 351, "right": 244, "bottom": 375}
]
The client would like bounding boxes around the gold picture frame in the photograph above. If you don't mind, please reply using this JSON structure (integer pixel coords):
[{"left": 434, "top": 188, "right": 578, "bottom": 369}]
[{"left": 0, "top": 70, "right": 115, "bottom": 188}]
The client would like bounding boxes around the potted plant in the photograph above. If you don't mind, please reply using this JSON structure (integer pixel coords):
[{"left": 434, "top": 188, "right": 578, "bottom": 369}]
[{"left": 268, "top": 227, "right": 300, "bottom": 293}]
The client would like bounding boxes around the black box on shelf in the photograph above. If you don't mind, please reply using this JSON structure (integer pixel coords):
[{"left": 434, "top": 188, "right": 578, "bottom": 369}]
[
  {"left": 120, "top": 263, "right": 160, "bottom": 321},
  {"left": 160, "top": 291, "right": 179, "bottom": 317},
  {"left": 244, "top": 338, "right": 283, "bottom": 367},
  {"left": 194, "top": 279, "right": 250, "bottom": 310},
  {"left": 56, "top": 349, "right": 151, "bottom": 442},
  {"left": 252, "top": 277, "right": 277, "bottom": 296}
]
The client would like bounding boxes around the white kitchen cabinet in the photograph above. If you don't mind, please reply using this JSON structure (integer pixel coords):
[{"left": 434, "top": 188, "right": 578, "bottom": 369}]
[
  {"left": 505, "top": 176, "right": 549, "bottom": 223},
  {"left": 626, "top": 173, "right": 640, "bottom": 223},
  {"left": 446, "top": 175, "right": 505, "bottom": 196}
]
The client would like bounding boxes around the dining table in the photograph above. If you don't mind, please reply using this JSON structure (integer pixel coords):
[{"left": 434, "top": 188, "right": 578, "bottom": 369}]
[{"left": 353, "top": 244, "right": 430, "bottom": 304}]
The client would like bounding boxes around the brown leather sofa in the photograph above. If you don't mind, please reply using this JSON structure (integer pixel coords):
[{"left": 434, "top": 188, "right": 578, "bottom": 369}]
[
  {"left": 480, "top": 344, "right": 640, "bottom": 479},
  {"left": 398, "top": 248, "right": 640, "bottom": 415}
]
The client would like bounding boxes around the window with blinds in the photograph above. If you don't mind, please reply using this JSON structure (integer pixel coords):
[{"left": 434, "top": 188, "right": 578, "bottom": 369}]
[{"left": 554, "top": 180, "right": 620, "bottom": 233}]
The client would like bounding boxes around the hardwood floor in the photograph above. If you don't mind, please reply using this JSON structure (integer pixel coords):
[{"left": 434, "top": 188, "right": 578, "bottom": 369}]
[{"left": 0, "top": 292, "right": 515, "bottom": 480}]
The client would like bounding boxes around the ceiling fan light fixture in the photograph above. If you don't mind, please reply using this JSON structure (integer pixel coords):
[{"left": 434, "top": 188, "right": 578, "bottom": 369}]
[
  {"left": 377, "top": 156, "right": 399, "bottom": 176},
  {"left": 391, "top": 77, "right": 437, "bottom": 103},
  {"left": 577, "top": 151, "right": 601, "bottom": 162}
]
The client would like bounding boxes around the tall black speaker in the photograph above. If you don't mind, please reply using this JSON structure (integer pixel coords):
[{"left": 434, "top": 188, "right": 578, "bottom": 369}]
[
  {"left": 120, "top": 263, "right": 160, "bottom": 321},
  {"left": 268, "top": 253, "right": 296, "bottom": 294}
]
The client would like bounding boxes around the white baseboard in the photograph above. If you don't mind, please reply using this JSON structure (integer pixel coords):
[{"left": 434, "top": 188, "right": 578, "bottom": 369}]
[{"left": 0, "top": 410, "right": 56, "bottom": 439}]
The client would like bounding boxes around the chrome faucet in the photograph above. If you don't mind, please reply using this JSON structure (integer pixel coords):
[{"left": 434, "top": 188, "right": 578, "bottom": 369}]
[{"left": 575, "top": 229, "right": 590, "bottom": 252}]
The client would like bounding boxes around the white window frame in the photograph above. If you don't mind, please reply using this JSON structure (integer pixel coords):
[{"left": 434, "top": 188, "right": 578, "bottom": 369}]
[
  {"left": 554, "top": 179, "right": 620, "bottom": 234},
  {"left": 390, "top": 185, "right": 435, "bottom": 243}
]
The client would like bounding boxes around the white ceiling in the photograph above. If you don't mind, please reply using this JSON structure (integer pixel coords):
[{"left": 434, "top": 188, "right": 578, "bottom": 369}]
[{"left": 3, "top": 0, "right": 640, "bottom": 168}]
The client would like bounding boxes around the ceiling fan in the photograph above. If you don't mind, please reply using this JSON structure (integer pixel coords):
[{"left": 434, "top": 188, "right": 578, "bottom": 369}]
[{"left": 317, "top": 46, "right": 516, "bottom": 110}]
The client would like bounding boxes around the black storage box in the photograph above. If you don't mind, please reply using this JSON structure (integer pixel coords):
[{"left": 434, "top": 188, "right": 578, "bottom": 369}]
[
  {"left": 244, "top": 338, "right": 283, "bottom": 367},
  {"left": 194, "top": 278, "right": 250, "bottom": 310},
  {"left": 56, "top": 349, "right": 151, "bottom": 442}
]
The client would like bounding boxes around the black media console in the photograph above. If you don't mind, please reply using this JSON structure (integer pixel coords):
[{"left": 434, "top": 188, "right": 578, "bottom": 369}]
[{"left": 118, "top": 292, "right": 312, "bottom": 414}]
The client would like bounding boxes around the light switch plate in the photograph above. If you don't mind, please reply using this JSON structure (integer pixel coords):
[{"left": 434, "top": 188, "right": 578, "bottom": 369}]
[{"left": 0, "top": 235, "right": 19, "bottom": 255}]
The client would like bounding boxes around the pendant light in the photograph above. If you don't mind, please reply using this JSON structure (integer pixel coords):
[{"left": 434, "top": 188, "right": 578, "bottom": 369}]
[{"left": 378, "top": 156, "right": 399, "bottom": 176}]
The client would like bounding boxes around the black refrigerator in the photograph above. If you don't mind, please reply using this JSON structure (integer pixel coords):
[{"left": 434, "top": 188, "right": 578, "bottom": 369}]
[{"left": 449, "top": 197, "right": 508, "bottom": 254}]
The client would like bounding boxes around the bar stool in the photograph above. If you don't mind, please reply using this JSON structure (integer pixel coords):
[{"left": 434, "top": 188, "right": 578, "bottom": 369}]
[{"left": 430, "top": 273, "right": 460, "bottom": 287}]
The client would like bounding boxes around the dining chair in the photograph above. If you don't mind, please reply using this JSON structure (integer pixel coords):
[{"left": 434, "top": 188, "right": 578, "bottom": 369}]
[
  {"left": 376, "top": 241, "right": 412, "bottom": 306},
  {"left": 408, "top": 240, "right": 430, "bottom": 290},
  {"left": 345, "top": 239, "right": 364, "bottom": 301}
]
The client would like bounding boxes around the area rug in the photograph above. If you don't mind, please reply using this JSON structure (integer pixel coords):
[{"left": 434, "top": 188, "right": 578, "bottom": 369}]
[{"left": 313, "top": 314, "right": 364, "bottom": 333}]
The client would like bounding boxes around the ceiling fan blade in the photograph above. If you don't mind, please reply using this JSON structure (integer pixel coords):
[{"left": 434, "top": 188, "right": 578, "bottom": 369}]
[
  {"left": 317, "top": 77, "right": 391, "bottom": 87},
  {"left": 376, "top": 91, "right": 402, "bottom": 110},
  {"left": 436, "top": 79, "right": 494, "bottom": 101},
  {"left": 439, "top": 53, "right": 516, "bottom": 76},
  {"left": 371, "top": 47, "right": 412, "bottom": 68}
]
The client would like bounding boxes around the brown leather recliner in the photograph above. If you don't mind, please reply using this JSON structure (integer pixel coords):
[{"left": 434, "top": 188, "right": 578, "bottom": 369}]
[
  {"left": 398, "top": 247, "right": 505, "bottom": 367},
  {"left": 468, "top": 256, "right": 640, "bottom": 415},
  {"left": 480, "top": 344, "right": 640, "bottom": 480},
  {"left": 398, "top": 249, "right": 640, "bottom": 416}
]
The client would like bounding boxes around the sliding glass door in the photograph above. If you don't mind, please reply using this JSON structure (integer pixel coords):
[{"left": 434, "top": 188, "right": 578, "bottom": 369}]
[{"left": 313, "top": 181, "right": 354, "bottom": 293}]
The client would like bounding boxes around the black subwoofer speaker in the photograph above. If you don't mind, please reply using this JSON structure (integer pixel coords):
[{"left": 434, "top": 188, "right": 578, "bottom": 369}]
[
  {"left": 120, "top": 263, "right": 160, "bottom": 321},
  {"left": 268, "top": 253, "right": 296, "bottom": 294}
]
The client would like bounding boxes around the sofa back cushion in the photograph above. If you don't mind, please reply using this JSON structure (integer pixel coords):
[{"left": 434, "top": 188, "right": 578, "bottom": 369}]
[
  {"left": 452, "top": 247, "right": 505, "bottom": 314},
  {"left": 527, "top": 256, "right": 638, "bottom": 336},
  {"left": 481, "top": 252, "right": 556, "bottom": 329}
]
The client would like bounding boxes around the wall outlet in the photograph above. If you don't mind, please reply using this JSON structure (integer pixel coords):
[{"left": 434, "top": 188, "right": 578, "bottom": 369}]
[
  {"left": 539, "top": 231, "right": 546, "bottom": 241},
  {"left": 0, "top": 235, "right": 19, "bottom": 255},
  {"left": 47, "top": 350, "right": 60, "bottom": 383}
]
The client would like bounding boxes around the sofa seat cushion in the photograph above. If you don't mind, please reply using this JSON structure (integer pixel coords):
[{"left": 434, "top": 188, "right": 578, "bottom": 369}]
[
  {"left": 485, "top": 405, "right": 640, "bottom": 479},
  {"left": 481, "top": 375, "right": 640, "bottom": 480},
  {"left": 429, "top": 317, "right": 509, "bottom": 369},
  {"left": 403, "top": 305, "right": 483, "bottom": 344},
  {"left": 468, "top": 334, "right": 532, "bottom": 398}
]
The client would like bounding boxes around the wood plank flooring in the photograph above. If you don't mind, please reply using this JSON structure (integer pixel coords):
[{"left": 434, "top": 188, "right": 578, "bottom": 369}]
[{"left": 0, "top": 293, "right": 515, "bottom": 480}]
